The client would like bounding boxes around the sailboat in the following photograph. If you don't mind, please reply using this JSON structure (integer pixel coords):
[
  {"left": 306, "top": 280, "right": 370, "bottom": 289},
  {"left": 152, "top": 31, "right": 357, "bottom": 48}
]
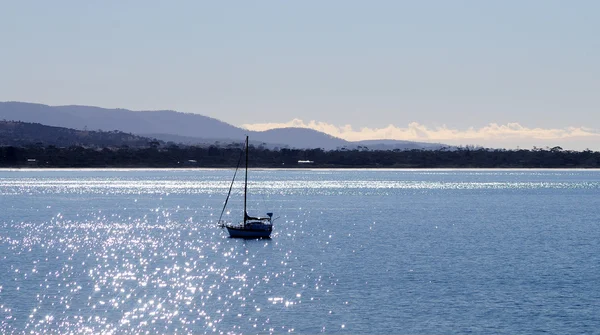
[{"left": 219, "top": 136, "right": 273, "bottom": 238}]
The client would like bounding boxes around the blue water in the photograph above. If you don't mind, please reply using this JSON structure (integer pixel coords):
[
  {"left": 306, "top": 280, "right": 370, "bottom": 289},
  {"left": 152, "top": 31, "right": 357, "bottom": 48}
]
[{"left": 1, "top": 169, "right": 599, "bottom": 334}]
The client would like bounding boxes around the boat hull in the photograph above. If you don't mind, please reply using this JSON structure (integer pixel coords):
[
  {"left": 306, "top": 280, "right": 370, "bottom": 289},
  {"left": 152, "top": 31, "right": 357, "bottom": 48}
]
[{"left": 225, "top": 224, "right": 272, "bottom": 238}]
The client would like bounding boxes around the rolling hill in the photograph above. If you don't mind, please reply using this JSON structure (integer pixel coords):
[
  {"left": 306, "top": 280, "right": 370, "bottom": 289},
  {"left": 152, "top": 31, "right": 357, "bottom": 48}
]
[
  {"left": 0, "top": 101, "right": 447, "bottom": 150},
  {"left": 0, "top": 101, "right": 242, "bottom": 139},
  {"left": 0, "top": 120, "right": 157, "bottom": 148}
]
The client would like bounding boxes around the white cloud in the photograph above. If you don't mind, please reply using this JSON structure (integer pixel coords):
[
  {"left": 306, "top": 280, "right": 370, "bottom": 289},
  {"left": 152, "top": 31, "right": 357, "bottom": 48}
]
[{"left": 241, "top": 119, "right": 600, "bottom": 150}]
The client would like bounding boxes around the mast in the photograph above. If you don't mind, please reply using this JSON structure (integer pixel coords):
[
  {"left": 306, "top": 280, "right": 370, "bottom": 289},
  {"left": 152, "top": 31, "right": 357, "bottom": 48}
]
[
  {"left": 243, "top": 135, "right": 248, "bottom": 222},
  {"left": 217, "top": 146, "right": 244, "bottom": 226}
]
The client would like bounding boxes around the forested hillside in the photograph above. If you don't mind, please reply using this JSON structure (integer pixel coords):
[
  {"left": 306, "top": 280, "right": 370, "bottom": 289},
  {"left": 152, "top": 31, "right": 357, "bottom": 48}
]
[{"left": 0, "top": 121, "right": 158, "bottom": 148}]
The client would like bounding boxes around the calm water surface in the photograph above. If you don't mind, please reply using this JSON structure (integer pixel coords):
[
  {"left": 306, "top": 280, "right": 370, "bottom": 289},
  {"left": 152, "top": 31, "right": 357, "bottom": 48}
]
[{"left": 1, "top": 169, "right": 599, "bottom": 334}]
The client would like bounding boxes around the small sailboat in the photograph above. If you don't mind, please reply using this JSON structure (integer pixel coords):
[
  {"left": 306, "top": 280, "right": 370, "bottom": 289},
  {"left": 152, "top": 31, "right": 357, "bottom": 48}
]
[{"left": 218, "top": 136, "right": 273, "bottom": 238}]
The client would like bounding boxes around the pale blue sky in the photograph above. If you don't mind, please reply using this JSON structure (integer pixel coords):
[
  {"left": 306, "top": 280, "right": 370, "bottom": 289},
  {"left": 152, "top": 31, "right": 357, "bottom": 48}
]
[{"left": 1, "top": 1, "right": 599, "bottom": 148}]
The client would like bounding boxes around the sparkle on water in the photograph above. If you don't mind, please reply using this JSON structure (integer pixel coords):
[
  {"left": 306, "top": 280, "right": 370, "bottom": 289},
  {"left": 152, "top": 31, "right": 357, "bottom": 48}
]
[{"left": 1, "top": 169, "right": 599, "bottom": 334}]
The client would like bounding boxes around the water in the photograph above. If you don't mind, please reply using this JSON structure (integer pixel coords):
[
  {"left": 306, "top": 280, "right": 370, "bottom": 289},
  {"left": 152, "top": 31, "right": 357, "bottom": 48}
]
[{"left": 1, "top": 168, "right": 599, "bottom": 334}]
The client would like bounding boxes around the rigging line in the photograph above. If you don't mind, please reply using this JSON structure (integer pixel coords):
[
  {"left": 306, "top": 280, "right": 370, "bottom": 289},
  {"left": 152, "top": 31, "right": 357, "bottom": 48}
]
[{"left": 217, "top": 146, "right": 245, "bottom": 226}]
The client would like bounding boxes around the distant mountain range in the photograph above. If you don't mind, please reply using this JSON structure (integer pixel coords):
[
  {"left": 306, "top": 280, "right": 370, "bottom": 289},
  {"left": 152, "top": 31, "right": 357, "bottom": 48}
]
[{"left": 0, "top": 101, "right": 448, "bottom": 150}]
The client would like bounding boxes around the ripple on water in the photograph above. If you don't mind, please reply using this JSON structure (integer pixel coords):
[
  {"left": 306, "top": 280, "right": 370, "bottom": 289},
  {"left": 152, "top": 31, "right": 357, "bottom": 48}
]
[
  {"left": 1, "top": 169, "right": 600, "bottom": 334},
  {"left": 0, "top": 206, "right": 341, "bottom": 334}
]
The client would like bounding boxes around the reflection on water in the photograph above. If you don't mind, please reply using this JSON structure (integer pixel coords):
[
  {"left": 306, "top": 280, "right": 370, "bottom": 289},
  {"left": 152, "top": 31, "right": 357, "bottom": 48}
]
[
  {"left": 1, "top": 169, "right": 600, "bottom": 334},
  {"left": 1, "top": 215, "right": 336, "bottom": 334}
]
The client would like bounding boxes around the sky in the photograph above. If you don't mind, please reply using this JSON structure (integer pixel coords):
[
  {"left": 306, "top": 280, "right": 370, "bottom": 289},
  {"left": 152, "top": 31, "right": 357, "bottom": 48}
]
[{"left": 1, "top": 1, "right": 599, "bottom": 150}]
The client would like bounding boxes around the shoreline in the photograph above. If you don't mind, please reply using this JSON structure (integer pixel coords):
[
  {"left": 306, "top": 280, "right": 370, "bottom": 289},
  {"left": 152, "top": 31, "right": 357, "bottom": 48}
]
[{"left": 2, "top": 167, "right": 600, "bottom": 171}]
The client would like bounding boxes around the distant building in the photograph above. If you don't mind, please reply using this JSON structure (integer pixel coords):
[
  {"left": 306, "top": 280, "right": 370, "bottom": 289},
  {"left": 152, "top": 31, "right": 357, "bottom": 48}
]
[
  {"left": 26, "top": 158, "right": 37, "bottom": 166},
  {"left": 298, "top": 160, "right": 314, "bottom": 164}
]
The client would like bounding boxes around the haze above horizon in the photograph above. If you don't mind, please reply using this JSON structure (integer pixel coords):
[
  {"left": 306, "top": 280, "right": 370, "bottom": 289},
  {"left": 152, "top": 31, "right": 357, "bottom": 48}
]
[{"left": 1, "top": 1, "right": 599, "bottom": 150}]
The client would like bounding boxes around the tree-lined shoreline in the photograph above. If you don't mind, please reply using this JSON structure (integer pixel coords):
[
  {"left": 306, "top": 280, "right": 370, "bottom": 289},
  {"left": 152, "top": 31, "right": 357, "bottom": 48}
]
[{"left": 2, "top": 144, "right": 599, "bottom": 169}]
